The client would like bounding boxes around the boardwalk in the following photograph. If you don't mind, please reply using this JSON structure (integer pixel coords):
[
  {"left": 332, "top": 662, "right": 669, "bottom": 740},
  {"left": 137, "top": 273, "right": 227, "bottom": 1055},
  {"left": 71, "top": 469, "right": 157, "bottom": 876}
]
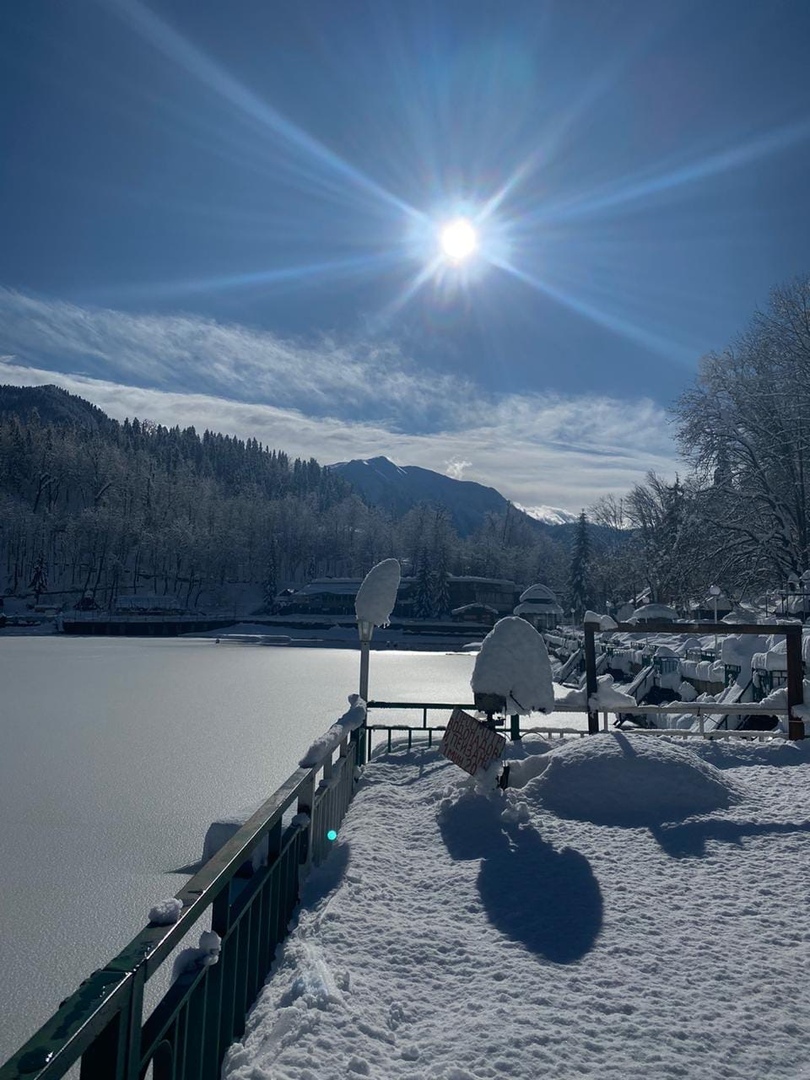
[{"left": 223, "top": 734, "right": 810, "bottom": 1080}]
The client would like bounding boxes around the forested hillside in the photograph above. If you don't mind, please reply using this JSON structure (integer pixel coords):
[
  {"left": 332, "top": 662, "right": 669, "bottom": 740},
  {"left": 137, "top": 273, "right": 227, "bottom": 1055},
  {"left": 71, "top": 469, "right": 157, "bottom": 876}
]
[
  {"left": 4, "top": 278, "right": 808, "bottom": 619},
  {"left": 0, "top": 385, "right": 570, "bottom": 611}
]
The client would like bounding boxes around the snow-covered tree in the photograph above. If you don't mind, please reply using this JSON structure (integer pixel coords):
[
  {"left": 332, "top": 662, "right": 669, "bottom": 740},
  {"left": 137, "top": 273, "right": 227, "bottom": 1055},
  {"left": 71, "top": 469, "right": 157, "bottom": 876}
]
[{"left": 675, "top": 278, "right": 810, "bottom": 586}]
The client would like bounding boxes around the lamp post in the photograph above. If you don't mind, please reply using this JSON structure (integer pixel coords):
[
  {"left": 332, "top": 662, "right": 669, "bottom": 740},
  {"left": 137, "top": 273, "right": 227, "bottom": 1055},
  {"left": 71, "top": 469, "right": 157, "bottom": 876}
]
[
  {"left": 709, "top": 584, "right": 721, "bottom": 658},
  {"left": 357, "top": 618, "right": 374, "bottom": 701}
]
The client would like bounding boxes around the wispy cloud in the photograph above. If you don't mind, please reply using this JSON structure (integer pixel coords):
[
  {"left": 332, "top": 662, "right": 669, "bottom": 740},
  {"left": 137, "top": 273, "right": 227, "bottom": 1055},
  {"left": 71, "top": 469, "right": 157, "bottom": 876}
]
[{"left": 0, "top": 289, "right": 680, "bottom": 512}]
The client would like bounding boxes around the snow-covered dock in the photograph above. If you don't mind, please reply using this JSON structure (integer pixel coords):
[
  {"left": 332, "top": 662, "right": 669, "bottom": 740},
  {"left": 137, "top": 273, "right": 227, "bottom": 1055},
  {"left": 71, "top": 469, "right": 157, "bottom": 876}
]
[{"left": 223, "top": 733, "right": 810, "bottom": 1080}]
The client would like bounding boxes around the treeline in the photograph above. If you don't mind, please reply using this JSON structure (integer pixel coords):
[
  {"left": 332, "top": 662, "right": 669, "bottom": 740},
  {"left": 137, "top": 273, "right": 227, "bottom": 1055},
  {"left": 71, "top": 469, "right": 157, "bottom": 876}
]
[
  {"left": 10, "top": 275, "right": 804, "bottom": 621},
  {"left": 576, "top": 277, "right": 810, "bottom": 615},
  {"left": 0, "top": 386, "right": 571, "bottom": 611}
]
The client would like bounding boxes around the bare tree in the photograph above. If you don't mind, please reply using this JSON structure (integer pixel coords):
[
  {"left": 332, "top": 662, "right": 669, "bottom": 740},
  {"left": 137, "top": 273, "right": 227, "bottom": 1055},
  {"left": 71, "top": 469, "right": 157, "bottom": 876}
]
[{"left": 675, "top": 278, "right": 810, "bottom": 585}]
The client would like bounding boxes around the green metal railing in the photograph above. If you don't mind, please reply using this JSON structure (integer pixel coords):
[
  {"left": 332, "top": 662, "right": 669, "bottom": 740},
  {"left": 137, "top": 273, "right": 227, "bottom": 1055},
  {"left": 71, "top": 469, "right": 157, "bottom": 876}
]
[
  {"left": 365, "top": 701, "right": 477, "bottom": 756},
  {"left": 0, "top": 726, "right": 363, "bottom": 1080}
]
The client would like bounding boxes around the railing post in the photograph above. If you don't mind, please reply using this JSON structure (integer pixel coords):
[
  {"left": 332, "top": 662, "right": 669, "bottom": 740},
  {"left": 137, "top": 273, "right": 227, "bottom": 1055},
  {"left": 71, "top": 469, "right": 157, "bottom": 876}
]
[
  {"left": 297, "top": 770, "right": 316, "bottom": 870},
  {"left": 786, "top": 627, "right": 804, "bottom": 740},
  {"left": 352, "top": 720, "right": 367, "bottom": 767},
  {"left": 359, "top": 640, "right": 370, "bottom": 701},
  {"left": 79, "top": 968, "right": 144, "bottom": 1080},
  {"left": 584, "top": 620, "right": 600, "bottom": 735}
]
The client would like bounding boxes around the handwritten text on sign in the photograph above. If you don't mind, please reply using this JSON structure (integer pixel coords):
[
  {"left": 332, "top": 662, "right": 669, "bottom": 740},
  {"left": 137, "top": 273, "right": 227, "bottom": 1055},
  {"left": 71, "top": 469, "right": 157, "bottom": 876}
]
[{"left": 439, "top": 707, "right": 506, "bottom": 776}]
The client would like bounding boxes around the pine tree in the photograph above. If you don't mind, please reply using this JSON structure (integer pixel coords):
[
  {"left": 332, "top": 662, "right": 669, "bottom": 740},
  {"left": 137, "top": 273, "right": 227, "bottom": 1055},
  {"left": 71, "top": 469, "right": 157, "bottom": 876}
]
[
  {"left": 432, "top": 537, "right": 451, "bottom": 618},
  {"left": 262, "top": 549, "right": 278, "bottom": 613},
  {"left": 414, "top": 547, "right": 434, "bottom": 619},
  {"left": 568, "top": 511, "right": 591, "bottom": 621},
  {"left": 29, "top": 552, "right": 48, "bottom": 605}
]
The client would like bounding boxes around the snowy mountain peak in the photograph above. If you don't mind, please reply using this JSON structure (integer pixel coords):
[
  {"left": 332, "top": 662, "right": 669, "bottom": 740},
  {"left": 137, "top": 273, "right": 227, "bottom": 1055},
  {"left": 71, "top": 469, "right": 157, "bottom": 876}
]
[
  {"left": 328, "top": 457, "right": 574, "bottom": 538},
  {"left": 513, "top": 503, "right": 579, "bottom": 526}
]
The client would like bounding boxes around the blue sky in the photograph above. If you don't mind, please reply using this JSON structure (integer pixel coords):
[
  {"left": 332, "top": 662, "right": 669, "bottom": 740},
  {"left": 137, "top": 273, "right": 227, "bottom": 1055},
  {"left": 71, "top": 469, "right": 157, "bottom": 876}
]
[{"left": 2, "top": 0, "right": 809, "bottom": 512}]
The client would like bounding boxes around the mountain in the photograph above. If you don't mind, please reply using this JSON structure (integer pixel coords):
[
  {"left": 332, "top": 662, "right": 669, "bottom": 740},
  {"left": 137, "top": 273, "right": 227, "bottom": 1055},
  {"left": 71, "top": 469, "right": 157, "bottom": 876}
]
[
  {"left": 513, "top": 503, "right": 579, "bottom": 527},
  {"left": 0, "top": 383, "right": 114, "bottom": 430},
  {"left": 328, "top": 456, "right": 546, "bottom": 537}
]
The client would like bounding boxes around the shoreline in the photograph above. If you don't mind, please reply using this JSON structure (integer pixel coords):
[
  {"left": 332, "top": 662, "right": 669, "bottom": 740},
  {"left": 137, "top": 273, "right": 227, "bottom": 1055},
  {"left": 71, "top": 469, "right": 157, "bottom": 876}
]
[{"left": 1, "top": 619, "right": 484, "bottom": 652}]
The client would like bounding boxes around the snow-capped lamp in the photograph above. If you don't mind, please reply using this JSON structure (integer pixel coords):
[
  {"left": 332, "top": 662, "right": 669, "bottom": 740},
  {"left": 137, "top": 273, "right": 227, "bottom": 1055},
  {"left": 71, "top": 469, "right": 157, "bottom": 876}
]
[
  {"left": 354, "top": 559, "right": 401, "bottom": 701},
  {"left": 471, "top": 616, "right": 555, "bottom": 737}
]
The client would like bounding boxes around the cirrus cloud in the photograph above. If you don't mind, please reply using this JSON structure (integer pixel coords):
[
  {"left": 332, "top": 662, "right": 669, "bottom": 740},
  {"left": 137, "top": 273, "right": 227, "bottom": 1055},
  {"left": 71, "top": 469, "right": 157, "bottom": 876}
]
[{"left": 0, "top": 288, "right": 681, "bottom": 512}]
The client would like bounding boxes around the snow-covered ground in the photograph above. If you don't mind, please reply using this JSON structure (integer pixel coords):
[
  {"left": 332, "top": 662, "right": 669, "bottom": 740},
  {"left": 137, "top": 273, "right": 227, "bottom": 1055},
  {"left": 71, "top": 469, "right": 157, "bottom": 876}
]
[{"left": 223, "top": 732, "right": 810, "bottom": 1080}]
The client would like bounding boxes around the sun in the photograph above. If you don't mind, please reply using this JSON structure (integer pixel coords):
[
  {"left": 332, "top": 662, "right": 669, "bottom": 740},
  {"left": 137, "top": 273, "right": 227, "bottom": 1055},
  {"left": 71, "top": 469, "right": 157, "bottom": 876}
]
[{"left": 439, "top": 218, "right": 478, "bottom": 263}]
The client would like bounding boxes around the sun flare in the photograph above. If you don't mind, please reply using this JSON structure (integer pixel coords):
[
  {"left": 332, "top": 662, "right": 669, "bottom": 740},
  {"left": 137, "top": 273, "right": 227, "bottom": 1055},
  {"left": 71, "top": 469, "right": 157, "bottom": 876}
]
[{"left": 439, "top": 218, "right": 478, "bottom": 263}]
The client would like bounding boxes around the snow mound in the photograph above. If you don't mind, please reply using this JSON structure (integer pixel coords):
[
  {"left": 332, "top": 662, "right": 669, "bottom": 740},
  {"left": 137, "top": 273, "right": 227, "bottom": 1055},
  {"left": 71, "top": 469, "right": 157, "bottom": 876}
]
[
  {"left": 355, "top": 559, "right": 400, "bottom": 626},
  {"left": 148, "top": 897, "right": 183, "bottom": 926},
  {"left": 524, "top": 733, "right": 741, "bottom": 825},
  {"left": 471, "top": 616, "right": 554, "bottom": 714}
]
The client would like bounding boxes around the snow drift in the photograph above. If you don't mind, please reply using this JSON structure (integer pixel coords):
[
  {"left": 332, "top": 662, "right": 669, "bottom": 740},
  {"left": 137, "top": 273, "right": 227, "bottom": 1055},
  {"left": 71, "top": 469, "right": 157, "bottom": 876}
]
[{"left": 523, "top": 733, "right": 742, "bottom": 825}]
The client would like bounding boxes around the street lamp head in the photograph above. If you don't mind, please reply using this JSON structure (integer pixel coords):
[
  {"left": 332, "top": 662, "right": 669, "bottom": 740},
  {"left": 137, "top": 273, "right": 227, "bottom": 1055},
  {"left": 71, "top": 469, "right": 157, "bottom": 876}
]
[
  {"left": 357, "top": 618, "right": 374, "bottom": 643},
  {"left": 709, "top": 585, "right": 721, "bottom": 597}
]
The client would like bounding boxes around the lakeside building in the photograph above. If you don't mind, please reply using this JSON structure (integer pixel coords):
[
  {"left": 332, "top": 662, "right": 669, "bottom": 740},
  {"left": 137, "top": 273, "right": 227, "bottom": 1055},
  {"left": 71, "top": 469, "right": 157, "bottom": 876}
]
[
  {"left": 513, "top": 583, "right": 563, "bottom": 630},
  {"left": 277, "top": 575, "right": 520, "bottom": 619}
]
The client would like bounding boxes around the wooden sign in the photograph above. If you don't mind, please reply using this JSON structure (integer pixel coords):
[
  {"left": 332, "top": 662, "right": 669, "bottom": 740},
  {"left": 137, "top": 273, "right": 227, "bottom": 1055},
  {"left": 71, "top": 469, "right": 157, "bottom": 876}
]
[{"left": 439, "top": 707, "right": 506, "bottom": 776}]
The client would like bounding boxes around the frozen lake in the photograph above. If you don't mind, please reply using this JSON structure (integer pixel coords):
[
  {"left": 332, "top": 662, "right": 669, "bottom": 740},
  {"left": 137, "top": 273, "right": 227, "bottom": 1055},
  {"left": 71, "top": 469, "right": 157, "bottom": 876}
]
[{"left": 0, "top": 636, "right": 477, "bottom": 1062}]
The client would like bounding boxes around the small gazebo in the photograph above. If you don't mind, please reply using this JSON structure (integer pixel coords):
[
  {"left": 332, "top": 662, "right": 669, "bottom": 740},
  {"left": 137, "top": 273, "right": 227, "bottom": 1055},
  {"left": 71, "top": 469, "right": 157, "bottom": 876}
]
[{"left": 513, "top": 584, "right": 563, "bottom": 630}]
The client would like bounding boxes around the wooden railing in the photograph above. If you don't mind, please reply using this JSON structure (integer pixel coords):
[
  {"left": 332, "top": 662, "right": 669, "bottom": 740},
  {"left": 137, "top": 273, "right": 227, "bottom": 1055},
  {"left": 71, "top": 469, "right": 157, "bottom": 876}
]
[{"left": 0, "top": 721, "right": 364, "bottom": 1080}]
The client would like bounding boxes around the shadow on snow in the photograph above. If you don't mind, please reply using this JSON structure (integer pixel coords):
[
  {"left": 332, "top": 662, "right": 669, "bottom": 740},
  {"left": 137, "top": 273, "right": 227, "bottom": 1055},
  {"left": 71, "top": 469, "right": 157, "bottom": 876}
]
[{"left": 438, "top": 794, "right": 603, "bottom": 964}]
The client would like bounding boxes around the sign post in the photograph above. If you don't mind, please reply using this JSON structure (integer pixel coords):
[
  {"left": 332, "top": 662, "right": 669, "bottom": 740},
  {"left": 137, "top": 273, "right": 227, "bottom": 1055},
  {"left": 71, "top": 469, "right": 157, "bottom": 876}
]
[
  {"left": 583, "top": 619, "right": 600, "bottom": 734},
  {"left": 439, "top": 708, "right": 506, "bottom": 776}
]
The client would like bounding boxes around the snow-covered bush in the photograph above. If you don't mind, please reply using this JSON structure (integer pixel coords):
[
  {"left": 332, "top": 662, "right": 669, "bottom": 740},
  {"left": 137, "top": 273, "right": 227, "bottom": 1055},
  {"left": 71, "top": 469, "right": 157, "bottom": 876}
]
[{"left": 472, "top": 616, "right": 554, "bottom": 714}]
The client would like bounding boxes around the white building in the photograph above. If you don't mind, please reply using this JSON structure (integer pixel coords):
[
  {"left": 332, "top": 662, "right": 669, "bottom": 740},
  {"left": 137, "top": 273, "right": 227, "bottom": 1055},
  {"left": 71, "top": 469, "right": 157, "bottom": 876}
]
[{"left": 513, "top": 584, "right": 563, "bottom": 630}]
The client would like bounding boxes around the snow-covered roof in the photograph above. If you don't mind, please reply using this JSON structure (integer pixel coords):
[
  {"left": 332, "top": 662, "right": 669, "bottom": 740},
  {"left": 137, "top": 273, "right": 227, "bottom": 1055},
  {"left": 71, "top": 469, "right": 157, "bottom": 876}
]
[
  {"left": 514, "top": 601, "right": 563, "bottom": 616},
  {"left": 519, "top": 583, "right": 557, "bottom": 603},
  {"left": 451, "top": 604, "right": 499, "bottom": 615},
  {"left": 720, "top": 609, "right": 754, "bottom": 624},
  {"left": 697, "top": 591, "right": 733, "bottom": 609},
  {"left": 630, "top": 603, "right": 679, "bottom": 622}
]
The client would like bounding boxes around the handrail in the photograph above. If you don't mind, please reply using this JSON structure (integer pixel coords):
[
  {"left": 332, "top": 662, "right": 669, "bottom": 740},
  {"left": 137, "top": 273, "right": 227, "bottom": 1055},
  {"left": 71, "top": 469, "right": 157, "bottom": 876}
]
[
  {"left": 0, "top": 718, "right": 364, "bottom": 1080},
  {"left": 366, "top": 699, "right": 789, "bottom": 717},
  {"left": 366, "top": 700, "right": 475, "bottom": 710}
]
